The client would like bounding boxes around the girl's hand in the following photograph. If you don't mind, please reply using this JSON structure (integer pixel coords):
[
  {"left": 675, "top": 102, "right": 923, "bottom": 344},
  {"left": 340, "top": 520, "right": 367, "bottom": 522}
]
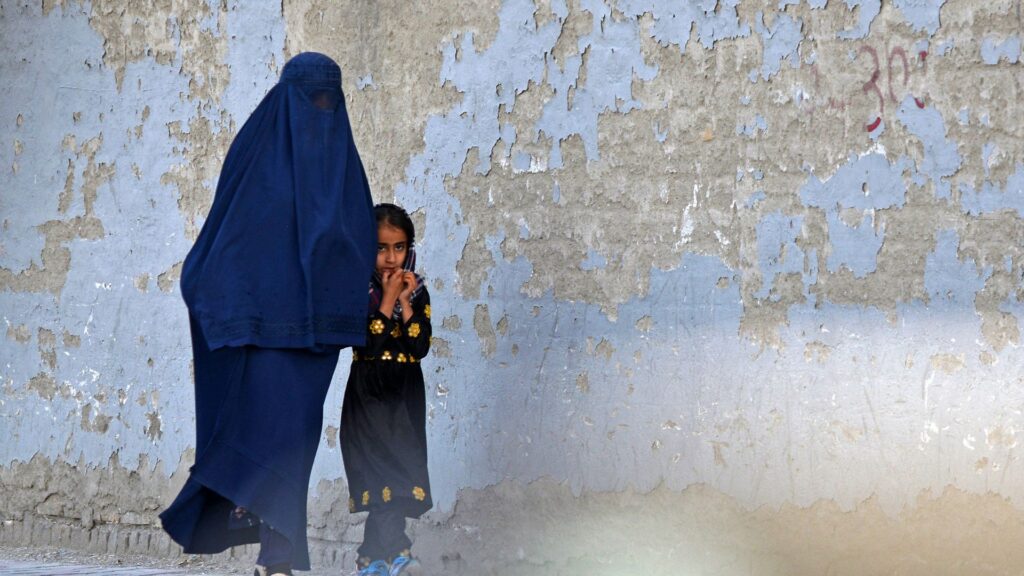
[
  {"left": 398, "top": 272, "right": 418, "bottom": 323},
  {"left": 381, "top": 270, "right": 406, "bottom": 301},
  {"left": 398, "top": 271, "right": 418, "bottom": 303}
]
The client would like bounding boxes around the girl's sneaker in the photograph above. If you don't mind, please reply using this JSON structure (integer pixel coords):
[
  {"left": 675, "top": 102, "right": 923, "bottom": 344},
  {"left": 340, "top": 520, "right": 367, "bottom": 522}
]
[
  {"left": 389, "top": 553, "right": 423, "bottom": 576},
  {"left": 357, "top": 560, "right": 391, "bottom": 576}
]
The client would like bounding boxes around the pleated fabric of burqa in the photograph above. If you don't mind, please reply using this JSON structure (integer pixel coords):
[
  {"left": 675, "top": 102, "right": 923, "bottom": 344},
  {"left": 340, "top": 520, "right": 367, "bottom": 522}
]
[{"left": 160, "top": 52, "right": 376, "bottom": 571}]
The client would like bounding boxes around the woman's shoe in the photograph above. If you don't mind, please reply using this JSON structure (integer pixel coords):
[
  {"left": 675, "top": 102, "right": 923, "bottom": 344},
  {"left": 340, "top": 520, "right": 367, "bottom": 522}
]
[{"left": 358, "top": 559, "right": 391, "bottom": 576}]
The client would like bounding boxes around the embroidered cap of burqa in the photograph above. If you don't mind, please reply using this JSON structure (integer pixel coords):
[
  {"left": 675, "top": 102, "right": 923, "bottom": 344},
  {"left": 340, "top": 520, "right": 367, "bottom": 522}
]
[{"left": 181, "top": 51, "right": 375, "bottom": 350}]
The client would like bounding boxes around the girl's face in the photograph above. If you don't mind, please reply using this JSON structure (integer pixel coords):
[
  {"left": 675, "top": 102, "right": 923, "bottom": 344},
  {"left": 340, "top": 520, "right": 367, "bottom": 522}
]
[{"left": 376, "top": 223, "right": 408, "bottom": 276}]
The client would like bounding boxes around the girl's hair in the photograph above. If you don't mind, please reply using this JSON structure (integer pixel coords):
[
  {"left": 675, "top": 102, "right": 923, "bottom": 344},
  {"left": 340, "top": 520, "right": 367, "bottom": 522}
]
[{"left": 374, "top": 203, "right": 415, "bottom": 247}]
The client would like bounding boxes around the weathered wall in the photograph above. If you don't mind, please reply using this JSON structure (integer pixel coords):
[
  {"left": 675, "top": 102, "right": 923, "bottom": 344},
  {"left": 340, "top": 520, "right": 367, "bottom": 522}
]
[{"left": 2, "top": 0, "right": 1024, "bottom": 573}]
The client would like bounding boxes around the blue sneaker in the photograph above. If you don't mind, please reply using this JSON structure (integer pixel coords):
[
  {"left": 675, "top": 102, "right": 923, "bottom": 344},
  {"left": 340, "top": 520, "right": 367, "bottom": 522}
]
[
  {"left": 389, "top": 553, "right": 423, "bottom": 576},
  {"left": 358, "top": 560, "right": 390, "bottom": 576}
]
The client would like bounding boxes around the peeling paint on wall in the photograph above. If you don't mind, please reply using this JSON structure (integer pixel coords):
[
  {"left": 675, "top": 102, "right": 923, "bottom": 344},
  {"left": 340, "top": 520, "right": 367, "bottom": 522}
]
[{"left": 3, "top": 0, "right": 1024, "bottom": 572}]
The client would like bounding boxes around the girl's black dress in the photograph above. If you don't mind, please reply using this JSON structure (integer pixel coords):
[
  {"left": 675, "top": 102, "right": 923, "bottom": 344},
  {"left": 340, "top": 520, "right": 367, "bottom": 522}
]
[{"left": 341, "top": 286, "right": 433, "bottom": 557}]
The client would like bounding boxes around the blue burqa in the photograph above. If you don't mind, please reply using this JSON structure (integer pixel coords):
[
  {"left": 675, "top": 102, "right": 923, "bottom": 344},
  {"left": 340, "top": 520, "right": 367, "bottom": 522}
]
[
  {"left": 160, "top": 52, "right": 375, "bottom": 571},
  {"left": 180, "top": 51, "right": 375, "bottom": 350}
]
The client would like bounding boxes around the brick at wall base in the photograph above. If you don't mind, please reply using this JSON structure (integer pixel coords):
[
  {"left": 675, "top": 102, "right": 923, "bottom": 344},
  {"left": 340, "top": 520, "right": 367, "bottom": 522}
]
[{"left": 0, "top": 514, "right": 356, "bottom": 570}]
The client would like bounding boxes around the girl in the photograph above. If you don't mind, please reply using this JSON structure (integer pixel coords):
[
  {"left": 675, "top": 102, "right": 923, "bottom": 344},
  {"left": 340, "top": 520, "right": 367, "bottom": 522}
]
[{"left": 342, "top": 203, "right": 432, "bottom": 576}]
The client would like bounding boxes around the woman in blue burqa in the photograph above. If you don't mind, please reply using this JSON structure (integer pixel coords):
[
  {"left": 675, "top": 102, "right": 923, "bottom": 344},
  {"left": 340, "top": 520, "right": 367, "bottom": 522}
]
[{"left": 160, "top": 52, "right": 376, "bottom": 576}]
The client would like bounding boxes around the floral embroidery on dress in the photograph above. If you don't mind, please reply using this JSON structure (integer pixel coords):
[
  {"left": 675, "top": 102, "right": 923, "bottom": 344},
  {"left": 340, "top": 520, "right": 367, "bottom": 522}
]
[
  {"left": 407, "top": 322, "right": 421, "bottom": 338},
  {"left": 424, "top": 305, "right": 431, "bottom": 319},
  {"left": 412, "top": 486, "right": 426, "bottom": 501},
  {"left": 361, "top": 491, "right": 370, "bottom": 506},
  {"left": 369, "top": 318, "right": 385, "bottom": 335},
  {"left": 382, "top": 486, "right": 392, "bottom": 502}
]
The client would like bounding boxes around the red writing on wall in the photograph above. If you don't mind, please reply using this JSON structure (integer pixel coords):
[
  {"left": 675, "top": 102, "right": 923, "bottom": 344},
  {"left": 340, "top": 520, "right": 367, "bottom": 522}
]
[{"left": 805, "top": 43, "right": 927, "bottom": 132}]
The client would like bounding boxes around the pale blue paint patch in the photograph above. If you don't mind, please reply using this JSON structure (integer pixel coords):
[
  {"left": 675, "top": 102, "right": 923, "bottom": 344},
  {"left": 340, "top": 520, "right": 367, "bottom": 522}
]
[
  {"left": 513, "top": 151, "right": 532, "bottom": 172},
  {"left": 552, "top": 181, "right": 561, "bottom": 204},
  {"left": 516, "top": 219, "right": 532, "bottom": 237},
  {"left": 735, "top": 114, "right": 768, "bottom": 138},
  {"left": 981, "top": 113, "right": 992, "bottom": 127},
  {"left": 756, "top": 212, "right": 805, "bottom": 300},
  {"left": 897, "top": 96, "right": 958, "bottom": 199},
  {"left": 1005, "top": 255, "right": 1014, "bottom": 274},
  {"left": 736, "top": 169, "right": 745, "bottom": 183},
  {"left": 837, "top": 0, "right": 880, "bottom": 40},
  {"left": 801, "top": 153, "right": 909, "bottom": 211},
  {"left": 357, "top": 74, "right": 375, "bottom": 90},
  {"left": 753, "top": 12, "right": 803, "bottom": 81},
  {"left": 936, "top": 38, "right": 955, "bottom": 56},
  {"left": 653, "top": 121, "right": 668, "bottom": 143},
  {"left": 221, "top": 1, "right": 284, "bottom": 119},
  {"left": 895, "top": 97, "right": 961, "bottom": 200},
  {"left": 433, "top": 247, "right": 749, "bottom": 498},
  {"left": 924, "top": 230, "right": 991, "bottom": 310},
  {"left": 740, "top": 95, "right": 751, "bottom": 105},
  {"left": 803, "top": 248, "right": 819, "bottom": 304},
  {"left": 437, "top": 0, "right": 563, "bottom": 177},
  {"left": 825, "top": 210, "right": 883, "bottom": 277},
  {"left": 957, "top": 108, "right": 969, "bottom": 126},
  {"left": 618, "top": 0, "right": 750, "bottom": 53},
  {"left": 959, "top": 165, "right": 1024, "bottom": 218},
  {"left": 982, "top": 142, "right": 998, "bottom": 177},
  {"left": 753, "top": 168, "right": 765, "bottom": 181},
  {"left": 0, "top": 0, "right": 288, "bottom": 473},
  {"left": 580, "top": 249, "right": 608, "bottom": 271},
  {"left": 746, "top": 190, "right": 767, "bottom": 208},
  {"left": 893, "top": 0, "right": 946, "bottom": 35},
  {"left": 981, "top": 36, "right": 1021, "bottom": 65},
  {"left": 800, "top": 153, "right": 909, "bottom": 277},
  {"left": 536, "top": 0, "right": 657, "bottom": 165},
  {"left": 915, "top": 39, "right": 929, "bottom": 54},
  {"left": 780, "top": 0, "right": 828, "bottom": 8}
]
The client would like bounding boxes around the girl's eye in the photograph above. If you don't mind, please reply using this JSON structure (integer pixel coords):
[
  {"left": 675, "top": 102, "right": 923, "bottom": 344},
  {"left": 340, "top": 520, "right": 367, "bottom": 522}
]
[
  {"left": 377, "top": 246, "right": 385, "bottom": 252},
  {"left": 395, "top": 244, "right": 406, "bottom": 252}
]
